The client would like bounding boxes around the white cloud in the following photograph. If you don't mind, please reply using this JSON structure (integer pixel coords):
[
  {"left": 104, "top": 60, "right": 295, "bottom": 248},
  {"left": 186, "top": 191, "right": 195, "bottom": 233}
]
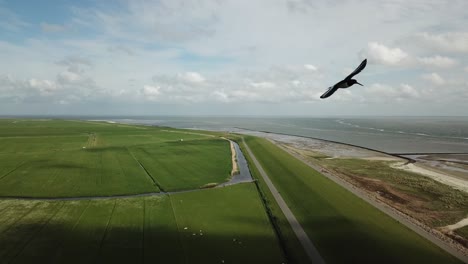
[
  {"left": 365, "top": 83, "right": 420, "bottom": 101},
  {"left": 40, "top": 22, "right": 66, "bottom": 33},
  {"left": 250, "top": 81, "right": 276, "bottom": 89},
  {"left": 138, "top": 65, "right": 326, "bottom": 104},
  {"left": 361, "top": 42, "right": 408, "bottom": 66},
  {"left": 57, "top": 56, "right": 92, "bottom": 71},
  {"left": 304, "top": 64, "right": 318, "bottom": 71},
  {"left": 416, "top": 32, "right": 468, "bottom": 53},
  {"left": 2, "top": 1, "right": 468, "bottom": 114},
  {"left": 28, "top": 79, "right": 58, "bottom": 95},
  {"left": 180, "top": 72, "right": 205, "bottom": 83},
  {"left": 0, "top": 75, "right": 60, "bottom": 100},
  {"left": 142, "top": 85, "right": 161, "bottom": 101},
  {"left": 57, "top": 71, "right": 82, "bottom": 84},
  {"left": 464, "top": 66, "right": 468, "bottom": 73},
  {"left": 400, "top": 84, "right": 419, "bottom": 98},
  {"left": 211, "top": 90, "right": 229, "bottom": 102},
  {"left": 422, "top": 72, "right": 445, "bottom": 86},
  {"left": 417, "top": 55, "right": 457, "bottom": 68}
]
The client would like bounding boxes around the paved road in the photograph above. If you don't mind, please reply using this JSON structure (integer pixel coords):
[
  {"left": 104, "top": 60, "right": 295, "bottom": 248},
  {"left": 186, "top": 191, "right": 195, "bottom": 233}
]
[
  {"left": 242, "top": 138, "right": 326, "bottom": 264},
  {"left": 273, "top": 141, "right": 468, "bottom": 263}
]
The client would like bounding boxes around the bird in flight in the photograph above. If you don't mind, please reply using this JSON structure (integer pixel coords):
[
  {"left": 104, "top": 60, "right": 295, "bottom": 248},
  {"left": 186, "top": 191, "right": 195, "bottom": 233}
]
[{"left": 320, "top": 59, "right": 367, "bottom": 99}]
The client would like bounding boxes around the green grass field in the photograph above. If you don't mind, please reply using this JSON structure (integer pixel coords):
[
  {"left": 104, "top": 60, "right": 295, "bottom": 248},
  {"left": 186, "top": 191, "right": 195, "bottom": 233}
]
[
  {"left": 0, "top": 119, "right": 463, "bottom": 263},
  {"left": 0, "top": 119, "right": 231, "bottom": 197},
  {"left": 172, "top": 183, "right": 285, "bottom": 263},
  {"left": 241, "top": 136, "right": 461, "bottom": 264},
  {"left": 0, "top": 184, "right": 284, "bottom": 263},
  {"left": 131, "top": 139, "right": 232, "bottom": 191}
]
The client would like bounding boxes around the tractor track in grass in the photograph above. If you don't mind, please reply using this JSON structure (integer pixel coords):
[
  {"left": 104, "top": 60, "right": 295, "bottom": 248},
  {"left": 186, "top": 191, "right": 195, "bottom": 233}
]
[
  {"left": 0, "top": 162, "right": 26, "bottom": 182},
  {"left": 9, "top": 202, "right": 66, "bottom": 263}
]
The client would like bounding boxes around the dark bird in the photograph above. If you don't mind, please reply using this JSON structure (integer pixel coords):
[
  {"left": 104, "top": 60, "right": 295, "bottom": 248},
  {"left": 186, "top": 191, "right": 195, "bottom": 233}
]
[{"left": 320, "top": 59, "right": 367, "bottom": 99}]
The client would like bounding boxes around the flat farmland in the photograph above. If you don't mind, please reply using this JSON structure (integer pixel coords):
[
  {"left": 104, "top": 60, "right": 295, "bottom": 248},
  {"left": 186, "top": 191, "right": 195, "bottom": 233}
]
[
  {"left": 171, "top": 183, "right": 285, "bottom": 263},
  {"left": 0, "top": 120, "right": 231, "bottom": 197},
  {"left": 0, "top": 184, "right": 285, "bottom": 264},
  {"left": 131, "top": 139, "right": 232, "bottom": 191}
]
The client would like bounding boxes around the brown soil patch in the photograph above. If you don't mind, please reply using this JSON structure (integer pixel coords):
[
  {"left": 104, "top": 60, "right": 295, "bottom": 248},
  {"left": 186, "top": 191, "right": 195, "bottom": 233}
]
[
  {"left": 329, "top": 168, "right": 445, "bottom": 225},
  {"left": 229, "top": 140, "right": 239, "bottom": 176}
]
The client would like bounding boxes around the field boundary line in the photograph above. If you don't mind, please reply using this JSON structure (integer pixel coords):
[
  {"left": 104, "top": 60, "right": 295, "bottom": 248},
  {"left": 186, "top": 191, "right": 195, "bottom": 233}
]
[
  {"left": 168, "top": 195, "right": 188, "bottom": 264},
  {"left": 242, "top": 138, "right": 326, "bottom": 264},
  {"left": 273, "top": 140, "right": 468, "bottom": 263},
  {"left": 50, "top": 200, "right": 93, "bottom": 256},
  {"left": 70, "top": 200, "right": 91, "bottom": 231},
  {"left": 0, "top": 202, "right": 40, "bottom": 236},
  {"left": 127, "top": 148, "right": 164, "bottom": 192},
  {"left": 96, "top": 200, "right": 117, "bottom": 261}
]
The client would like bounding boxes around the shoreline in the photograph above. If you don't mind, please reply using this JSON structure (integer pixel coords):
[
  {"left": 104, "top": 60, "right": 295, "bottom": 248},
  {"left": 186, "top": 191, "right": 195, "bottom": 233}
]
[
  {"left": 272, "top": 140, "right": 468, "bottom": 261},
  {"left": 235, "top": 127, "right": 468, "bottom": 192}
]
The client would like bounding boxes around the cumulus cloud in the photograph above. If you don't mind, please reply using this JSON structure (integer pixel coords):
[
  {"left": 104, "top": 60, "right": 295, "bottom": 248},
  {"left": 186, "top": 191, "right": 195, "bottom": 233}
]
[
  {"left": 250, "top": 81, "right": 276, "bottom": 89},
  {"left": 142, "top": 85, "right": 161, "bottom": 100},
  {"left": 422, "top": 73, "right": 445, "bottom": 86},
  {"left": 28, "top": 78, "right": 58, "bottom": 95},
  {"left": 57, "top": 71, "right": 83, "bottom": 84},
  {"left": 54, "top": 56, "right": 97, "bottom": 91},
  {"left": 360, "top": 42, "right": 408, "bottom": 66},
  {"left": 304, "top": 64, "right": 318, "bottom": 71},
  {"left": 56, "top": 56, "right": 92, "bottom": 74},
  {"left": 2, "top": 1, "right": 468, "bottom": 114},
  {"left": 180, "top": 72, "right": 205, "bottom": 83},
  {"left": 211, "top": 90, "right": 229, "bottom": 102},
  {"left": 400, "top": 84, "right": 419, "bottom": 98},
  {"left": 416, "top": 32, "right": 468, "bottom": 53},
  {"left": 365, "top": 83, "right": 420, "bottom": 101},
  {"left": 141, "top": 65, "right": 325, "bottom": 104},
  {"left": 0, "top": 75, "right": 60, "bottom": 101},
  {"left": 417, "top": 55, "right": 457, "bottom": 68}
]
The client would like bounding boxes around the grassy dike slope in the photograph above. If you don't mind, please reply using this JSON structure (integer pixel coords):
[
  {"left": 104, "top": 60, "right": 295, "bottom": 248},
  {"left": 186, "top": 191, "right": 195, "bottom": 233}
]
[{"left": 242, "top": 136, "right": 461, "bottom": 264}]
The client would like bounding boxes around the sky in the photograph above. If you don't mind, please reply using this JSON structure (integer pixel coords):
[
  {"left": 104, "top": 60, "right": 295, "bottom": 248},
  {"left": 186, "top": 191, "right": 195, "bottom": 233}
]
[{"left": 0, "top": 0, "right": 467, "bottom": 116}]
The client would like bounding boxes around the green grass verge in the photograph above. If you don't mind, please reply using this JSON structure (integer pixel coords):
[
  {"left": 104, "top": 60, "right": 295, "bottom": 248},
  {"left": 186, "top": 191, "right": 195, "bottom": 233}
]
[
  {"left": 233, "top": 136, "right": 312, "bottom": 264},
  {"left": 242, "top": 136, "right": 461, "bottom": 264}
]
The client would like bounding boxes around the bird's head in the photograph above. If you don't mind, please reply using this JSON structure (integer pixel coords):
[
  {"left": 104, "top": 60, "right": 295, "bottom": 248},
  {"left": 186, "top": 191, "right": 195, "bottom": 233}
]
[{"left": 350, "top": 79, "right": 363, "bottom": 86}]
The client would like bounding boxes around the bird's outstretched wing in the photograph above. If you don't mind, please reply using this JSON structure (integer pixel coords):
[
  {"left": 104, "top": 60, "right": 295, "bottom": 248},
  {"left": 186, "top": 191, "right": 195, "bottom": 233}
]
[
  {"left": 320, "top": 85, "right": 339, "bottom": 99},
  {"left": 344, "top": 59, "right": 367, "bottom": 80}
]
